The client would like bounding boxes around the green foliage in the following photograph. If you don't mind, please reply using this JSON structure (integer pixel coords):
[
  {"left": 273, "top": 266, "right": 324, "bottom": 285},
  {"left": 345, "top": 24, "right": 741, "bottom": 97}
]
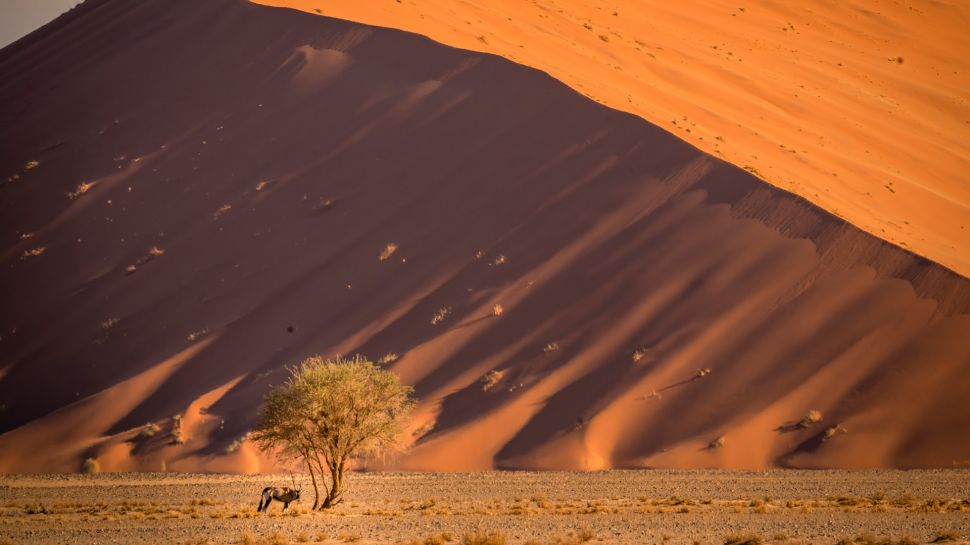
[{"left": 252, "top": 355, "right": 416, "bottom": 509}]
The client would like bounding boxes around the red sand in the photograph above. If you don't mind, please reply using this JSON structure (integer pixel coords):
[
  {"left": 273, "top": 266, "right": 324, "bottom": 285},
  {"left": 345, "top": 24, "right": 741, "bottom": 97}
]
[{"left": 0, "top": 0, "right": 968, "bottom": 473}]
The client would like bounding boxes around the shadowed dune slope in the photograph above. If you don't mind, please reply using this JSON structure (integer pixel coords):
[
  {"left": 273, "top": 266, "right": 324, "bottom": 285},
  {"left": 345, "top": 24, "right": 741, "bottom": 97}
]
[
  {"left": 0, "top": 0, "right": 968, "bottom": 473},
  {"left": 259, "top": 0, "right": 970, "bottom": 278}
]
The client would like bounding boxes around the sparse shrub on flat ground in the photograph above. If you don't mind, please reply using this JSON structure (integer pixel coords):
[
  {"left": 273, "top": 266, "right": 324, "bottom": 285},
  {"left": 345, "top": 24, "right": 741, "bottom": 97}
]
[
  {"left": 931, "top": 531, "right": 963, "bottom": 542},
  {"left": 724, "top": 535, "right": 763, "bottom": 545},
  {"left": 462, "top": 530, "right": 506, "bottom": 545},
  {"left": 81, "top": 457, "right": 100, "bottom": 474}
]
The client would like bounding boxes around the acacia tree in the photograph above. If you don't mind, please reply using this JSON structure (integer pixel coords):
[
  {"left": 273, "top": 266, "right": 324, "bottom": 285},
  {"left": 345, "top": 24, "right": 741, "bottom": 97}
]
[{"left": 251, "top": 355, "right": 416, "bottom": 509}]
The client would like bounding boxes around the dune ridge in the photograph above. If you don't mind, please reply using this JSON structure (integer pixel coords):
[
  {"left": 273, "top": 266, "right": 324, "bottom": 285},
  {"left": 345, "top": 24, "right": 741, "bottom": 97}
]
[
  {"left": 0, "top": 0, "right": 968, "bottom": 473},
  {"left": 257, "top": 0, "right": 970, "bottom": 278}
]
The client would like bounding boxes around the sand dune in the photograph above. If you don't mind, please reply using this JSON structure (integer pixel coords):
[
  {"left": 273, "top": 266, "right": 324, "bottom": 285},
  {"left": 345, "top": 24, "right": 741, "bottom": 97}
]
[
  {"left": 0, "top": 0, "right": 968, "bottom": 473},
  {"left": 257, "top": 0, "right": 970, "bottom": 278}
]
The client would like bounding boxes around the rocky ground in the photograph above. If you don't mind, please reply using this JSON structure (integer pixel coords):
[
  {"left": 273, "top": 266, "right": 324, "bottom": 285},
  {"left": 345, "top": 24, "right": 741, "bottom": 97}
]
[{"left": 1, "top": 470, "right": 969, "bottom": 544}]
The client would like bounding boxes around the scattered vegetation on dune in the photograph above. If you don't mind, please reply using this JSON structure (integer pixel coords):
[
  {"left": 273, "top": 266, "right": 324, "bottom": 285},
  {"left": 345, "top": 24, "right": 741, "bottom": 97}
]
[
  {"left": 20, "top": 247, "right": 46, "bottom": 259},
  {"left": 140, "top": 422, "right": 161, "bottom": 438},
  {"left": 379, "top": 242, "right": 399, "bottom": 261},
  {"left": 379, "top": 352, "right": 400, "bottom": 365},
  {"left": 170, "top": 413, "right": 185, "bottom": 445},
  {"left": 480, "top": 370, "right": 504, "bottom": 392},
  {"left": 431, "top": 307, "right": 451, "bottom": 325},
  {"left": 81, "top": 457, "right": 100, "bottom": 474},
  {"left": 66, "top": 181, "right": 96, "bottom": 199},
  {"left": 798, "top": 409, "right": 823, "bottom": 428},
  {"left": 491, "top": 304, "right": 504, "bottom": 316}
]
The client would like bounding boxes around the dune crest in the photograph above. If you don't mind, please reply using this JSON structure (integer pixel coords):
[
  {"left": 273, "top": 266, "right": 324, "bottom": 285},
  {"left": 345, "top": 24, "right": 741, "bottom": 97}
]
[{"left": 256, "top": 0, "right": 970, "bottom": 277}]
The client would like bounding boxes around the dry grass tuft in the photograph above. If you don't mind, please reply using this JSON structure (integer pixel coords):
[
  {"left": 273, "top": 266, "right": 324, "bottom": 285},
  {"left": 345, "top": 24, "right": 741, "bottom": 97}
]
[
  {"left": 81, "top": 458, "right": 101, "bottom": 474},
  {"left": 463, "top": 530, "right": 506, "bottom": 545},
  {"left": 708, "top": 435, "right": 726, "bottom": 449},
  {"left": 724, "top": 536, "right": 763, "bottom": 545},
  {"left": 431, "top": 307, "right": 451, "bottom": 325},
  {"left": 481, "top": 370, "right": 504, "bottom": 392},
  {"left": 543, "top": 342, "right": 560, "bottom": 354},
  {"left": 170, "top": 414, "right": 185, "bottom": 445},
  {"left": 379, "top": 353, "right": 400, "bottom": 365},
  {"left": 67, "top": 181, "right": 96, "bottom": 199},
  {"left": 140, "top": 423, "right": 161, "bottom": 438},
  {"left": 823, "top": 424, "right": 847, "bottom": 441},
  {"left": 798, "top": 409, "right": 823, "bottom": 428},
  {"left": 21, "top": 247, "right": 46, "bottom": 259},
  {"left": 379, "top": 243, "right": 399, "bottom": 261},
  {"left": 491, "top": 304, "right": 504, "bottom": 316}
]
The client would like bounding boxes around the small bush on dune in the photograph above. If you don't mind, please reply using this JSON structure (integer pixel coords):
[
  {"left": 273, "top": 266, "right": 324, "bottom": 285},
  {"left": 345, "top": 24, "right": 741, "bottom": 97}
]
[
  {"left": 798, "top": 409, "right": 823, "bottom": 428},
  {"left": 81, "top": 457, "right": 100, "bottom": 474},
  {"left": 140, "top": 422, "right": 161, "bottom": 438}
]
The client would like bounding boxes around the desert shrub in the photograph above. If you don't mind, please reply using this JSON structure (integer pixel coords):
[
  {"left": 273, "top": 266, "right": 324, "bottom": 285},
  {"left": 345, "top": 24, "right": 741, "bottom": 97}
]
[
  {"left": 81, "top": 457, "right": 100, "bottom": 474},
  {"left": 798, "top": 409, "right": 823, "bottom": 428},
  {"left": 724, "top": 536, "right": 763, "bottom": 545},
  {"left": 431, "top": 308, "right": 451, "bottom": 325},
  {"left": 480, "top": 370, "right": 504, "bottom": 391},
  {"left": 379, "top": 353, "right": 400, "bottom": 365},
  {"left": 379, "top": 243, "right": 398, "bottom": 261},
  {"left": 491, "top": 304, "right": 504, "bottom": 316},
  {"left": 931, "top": 531, "right": 963, "bottom": 542},
  {"left": 462, "top": 530, "right": 506, "bottom": 545},
  {"left": 140, "top": 422, "right": 161, "bottom": 438},
  {"left": 170, "top": 414, "right": 185, "bottom": 444},
  {"left": 543, "top": 342, "right": 560, "bottom": 354},
  {"left": 252, "top": 355, "right": 415, "bottom": 509},
  {"left": 708, "top": 436, "right": 726, "bottom": 449}
]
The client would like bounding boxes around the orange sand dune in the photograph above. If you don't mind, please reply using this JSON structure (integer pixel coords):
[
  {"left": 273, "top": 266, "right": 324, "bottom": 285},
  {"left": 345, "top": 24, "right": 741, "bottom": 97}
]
[
  {"left": 0, "top": 0, "right": 968, "bottom": 473},
  {"left": 258, "top": 0, "right": 970, "bottom": 277}
]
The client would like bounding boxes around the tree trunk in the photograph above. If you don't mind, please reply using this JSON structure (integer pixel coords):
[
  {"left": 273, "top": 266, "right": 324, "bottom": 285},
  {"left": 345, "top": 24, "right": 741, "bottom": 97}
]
[
  {"left": 321, "top": 460, "right": 344, "bottom": 509},
  {"left": 305, "top": 457, "right": 320, "bottom": 510}
]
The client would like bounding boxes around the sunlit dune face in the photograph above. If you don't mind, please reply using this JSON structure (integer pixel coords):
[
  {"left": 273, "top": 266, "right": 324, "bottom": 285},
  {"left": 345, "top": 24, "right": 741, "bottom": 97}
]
[{"left": 255, "top": 0, "right": 970, "bottom": 276}]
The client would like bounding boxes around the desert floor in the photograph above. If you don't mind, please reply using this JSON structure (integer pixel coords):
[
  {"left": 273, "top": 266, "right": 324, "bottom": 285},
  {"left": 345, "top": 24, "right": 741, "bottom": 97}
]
[{"left": 0, "top": 470, "right": 969, "bottom": 544}]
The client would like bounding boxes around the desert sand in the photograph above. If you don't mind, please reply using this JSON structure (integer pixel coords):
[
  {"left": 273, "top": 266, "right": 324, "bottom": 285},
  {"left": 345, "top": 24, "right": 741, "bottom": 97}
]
[
  {"left": 1, "top": 471, "right": 969, "bottom": 544},
  {"left": 257, "top": 0, "right": 970, "bottom": 278},
  {"left": 0, "top": 0, "right": 969, "bottom": 474}
]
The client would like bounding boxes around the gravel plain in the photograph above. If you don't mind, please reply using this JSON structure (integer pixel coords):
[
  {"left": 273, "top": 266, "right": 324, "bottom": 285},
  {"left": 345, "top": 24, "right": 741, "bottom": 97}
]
[{"left": 1, "top": 470, "right": 969, "bottom": 544}]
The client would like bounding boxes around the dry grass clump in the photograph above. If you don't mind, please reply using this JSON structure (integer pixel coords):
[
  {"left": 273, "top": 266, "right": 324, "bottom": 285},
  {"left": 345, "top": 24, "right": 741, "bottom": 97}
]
[
  {"left": 379, "top": 353, "right": 400, "bottom": 365},
  {"left": 140, "top": 422, "right": 161, "bottom": 438},
  {"left": 225, "top": 433, "right": 250, "bottom": 454},
  {"left": 462, "top": 530, "right": 506, "bottom": 545},
  {"left": 798, "top": 409, "right": 823, "bottom": 428},
  {"left": 491, "top": 304, "right": 504, "bottom": 316},
  {"left": 834, "top": 535, "right": 919, "bottom": 545},
  {"left": 170, "top": 413, "right": 185, "bottom": 444},
  {"left": 431, "top": 307, "right": 451, "bottom": 325},
  {"left": 823, "top": 424, "right": 847, "bottom": 441},
  {"left": 20, "top": 247, "right": 46, "bottom": 259},
  {"left": 531, "top": 527, "right": 595, "bottom": 545},
  {"left": 101, "top": 317, "right": 120, "bottom": 329},
  {"left": 694, "top": 367, "right": 712, "bottom": 379},
  {"left": 213, "top": 203, "right": 232, "bottom": 219},
  {"left": 81, "top": 458, "right": 101, "bottom": 474},
  {"left": 631, "top": 348, "right": 647, "bottom": 362},
  {"left": 490, "top": 254, "right": 507, "bottom": 266},
  {"left": 724, "top": 536, "right": 763, "bottom": 545},
  {"left": 480, "top": 370, "right": 504, "bottom": 392},
  {"left": 379, "top": 243, "right": 399, "bottom": 261},
  {"left": 67, "top": 181, "right": 96, "bottom": 199},
  {"left": 708, "top": 435, "right": 726, "bottom": 449},
  {"left": 399, "top": 534, "right": 456, "bottom": 545},
  {"left": 543, "top": 342, "right": 560, "bottom": 354},
  {"left": 255, "top": 180, "right": 270, "bottom": 191}
]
